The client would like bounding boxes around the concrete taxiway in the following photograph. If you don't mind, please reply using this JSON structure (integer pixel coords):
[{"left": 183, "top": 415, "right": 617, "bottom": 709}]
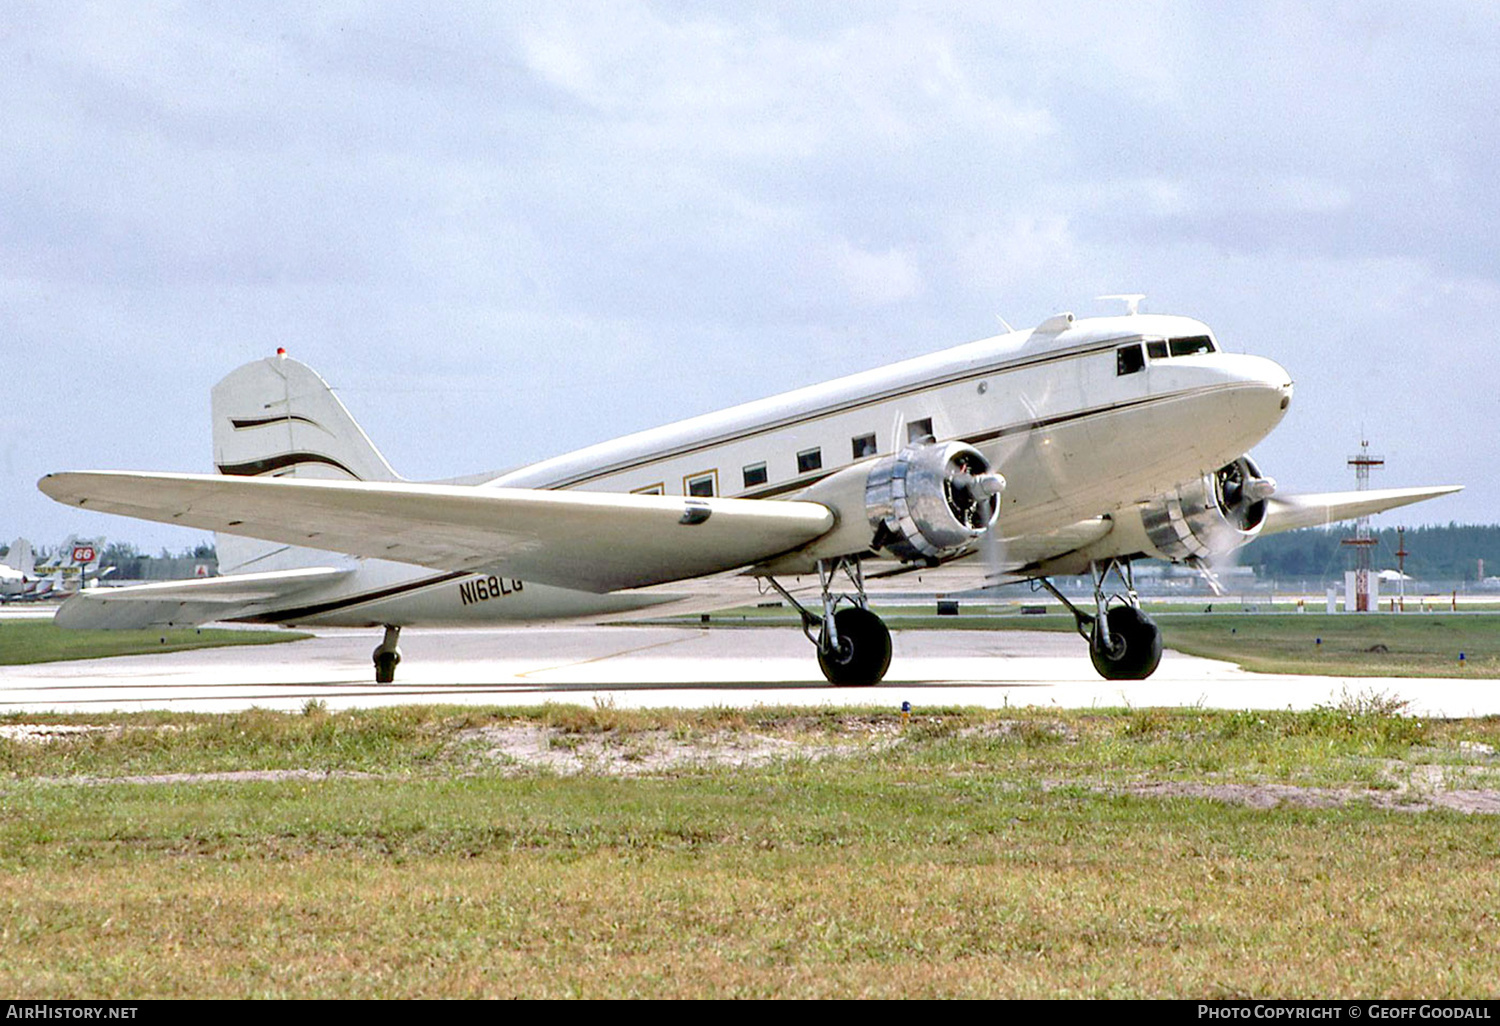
[{"left": 1, "top": 622, "right": 1494, "bottom": 717}]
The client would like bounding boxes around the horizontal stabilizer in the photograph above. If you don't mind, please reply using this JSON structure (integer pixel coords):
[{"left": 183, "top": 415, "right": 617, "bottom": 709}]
[
  {"left": 1262, "top": 485, "right": 1463, "bottom": 535},
  {"left": 54, "top": 567, "right": 353, "bottom": 629},
  {"left": 38, "top": 471, "right": 837, "bottom": 593}
]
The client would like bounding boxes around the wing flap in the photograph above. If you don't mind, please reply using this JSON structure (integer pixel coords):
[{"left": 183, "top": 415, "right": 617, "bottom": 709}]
[{"left": 39, "top": 471, "right": 836, "bottom": 593}]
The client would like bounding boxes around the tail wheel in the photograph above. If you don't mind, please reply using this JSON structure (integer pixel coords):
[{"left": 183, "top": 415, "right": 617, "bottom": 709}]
[
  {"left": 1089, "top": 605, "right": 1163, "bottom": 680},
  {"left": 374, "top": 650, "right": 400, "bottom": 684},
  {"left": 817, "top": 607, "right": 892, "bottom": 686}
]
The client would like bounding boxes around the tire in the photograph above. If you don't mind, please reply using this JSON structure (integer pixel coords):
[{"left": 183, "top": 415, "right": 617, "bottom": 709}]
[
  {"left": 374, "top": 650, "right": 400, "bottom": 684},
  {"left": 1089, "top": 605, "right": 1163, "bottom": 681},
  {"left": 817, "top": 607, "right": 893, "bottom": 686}
]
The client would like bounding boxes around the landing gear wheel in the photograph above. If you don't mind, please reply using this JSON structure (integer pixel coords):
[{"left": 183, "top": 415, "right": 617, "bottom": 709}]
[
  {"left": 372, "top": 624, "right": 402, "bottom": 684},
  {"left": 1089, "top": 605, "right": 1162, "bottom": 681},
  {"left": 817, "top": 607, "right": 892, "bottom": 686}
]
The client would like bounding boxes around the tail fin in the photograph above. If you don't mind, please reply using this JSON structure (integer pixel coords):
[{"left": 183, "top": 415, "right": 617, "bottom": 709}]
[
  {"left": 212, "top": 353, "right": 396, "bottom": 574},
  {"left": 3, "top": 538, "right": 34, "bottom": 574}
]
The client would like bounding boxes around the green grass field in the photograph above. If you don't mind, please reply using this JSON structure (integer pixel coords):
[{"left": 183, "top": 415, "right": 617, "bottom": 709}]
[
  {"left": 4, "top": 702, "right": 1500, "bottom": 998},
  {"left": 0, "top": 620, "right": 310, "bottom": 665}
]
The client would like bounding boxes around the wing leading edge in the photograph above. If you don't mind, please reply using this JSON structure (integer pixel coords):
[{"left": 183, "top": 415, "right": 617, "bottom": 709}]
[
  {"left": 1261, "top": 485, "right": 1464, "bottom": 535},
  {"left": 38, "top": 471, "right": 837, "bottom": 593}
]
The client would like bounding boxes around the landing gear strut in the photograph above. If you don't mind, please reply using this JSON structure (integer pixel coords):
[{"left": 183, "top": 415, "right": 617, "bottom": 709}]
[
  {"left": 1035, "top": 559, "right": 1162, "bottom": 681},
  {"left": 764, "top": 557, "right": 892, "bottom": 686},
  {"left": 373, "top": 624, "right": 402, "bottom": 684}
]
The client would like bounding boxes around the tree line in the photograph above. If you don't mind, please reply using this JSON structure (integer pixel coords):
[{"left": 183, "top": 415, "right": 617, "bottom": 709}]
[
  {"left": 98, "top": 541, "right": 217, "bottom": 580},
  {"left": 17, "top": 527, "right": 1499, "bottom": 584},
  {"left": 1240, "top": 523, "right": 1500, "bottom": 582}
]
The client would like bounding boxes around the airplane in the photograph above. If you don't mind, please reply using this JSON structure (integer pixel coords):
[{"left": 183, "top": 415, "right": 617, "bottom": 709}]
[
  {"left": 1, "top": 536, "right": 109, "bottom": 602},
  {"left": 38, "top": 306, "right": 1460, "bottom": 684},
  {"left": 31, "top": 536, "right": 110, "bottom": 594},
  {"left": 0, "top": 538, "right": 44, "bottom": 601}
]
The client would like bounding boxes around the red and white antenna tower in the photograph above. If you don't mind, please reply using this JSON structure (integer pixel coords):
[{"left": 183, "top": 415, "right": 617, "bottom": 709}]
[{"left": 1341, "top": 439, "right": 1384, "bottom": 612}]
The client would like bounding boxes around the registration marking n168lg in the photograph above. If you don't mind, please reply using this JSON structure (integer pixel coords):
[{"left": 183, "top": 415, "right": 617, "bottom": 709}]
[{"left": 458, "top": 576, "right": 524, "bottom": 606}]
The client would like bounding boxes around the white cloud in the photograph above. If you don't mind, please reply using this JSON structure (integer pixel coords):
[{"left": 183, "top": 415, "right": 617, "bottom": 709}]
[{"left": 833, "top": 241, "right": 925, "bottom": 306}]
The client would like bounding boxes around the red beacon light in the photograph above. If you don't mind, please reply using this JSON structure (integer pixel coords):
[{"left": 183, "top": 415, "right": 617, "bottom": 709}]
[{"left": 276, "top": 347, "right": 287, "bottom": 358}]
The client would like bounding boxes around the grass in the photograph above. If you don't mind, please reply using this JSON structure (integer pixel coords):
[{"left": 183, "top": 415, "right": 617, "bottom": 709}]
[
  {"left": 651, "top": 606, "right": 1500, "bottom": 678},
  {"left": 0, "top": 620, "right": 310, "bottom": 665},
  {"left": 1154, "top": 614, "right": 1500, "bottom": 677},
  {"left": 4, "top": 702, "right": 1500, "bottom": 997}
]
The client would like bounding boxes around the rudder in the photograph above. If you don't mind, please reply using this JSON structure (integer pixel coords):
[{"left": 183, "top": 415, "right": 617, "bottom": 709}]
[{"left": 212, "top": 353, "right": 395, "bottom": 574}]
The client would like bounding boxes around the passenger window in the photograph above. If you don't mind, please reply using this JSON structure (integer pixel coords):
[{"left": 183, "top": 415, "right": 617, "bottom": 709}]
[
  {"left": 906, "top": 418, "right": 935, "bottom": 445},
  {"left": 1146, "top": 340, "right": 1168, "bottom": 360},
  {"left": 631, "top": 483, "right": 664, "bottom": 495},
  {"left": 685, "top": 472, "right": 717, "bottom": 498},
  {"left": 742, "top": 462, "right": 768, "bottom": 488},
  {"left": 796, "top": 448, "right": 822, "bottom": 473},
  {"left": 1116, "top": 343, "right": 1145, "bottom": 376},
  {"left": 1169, "top": 335, "right": 1214, "bottom": 357},
  {"left": 851, "top": 433, "right": 878, "bottom": 459}
]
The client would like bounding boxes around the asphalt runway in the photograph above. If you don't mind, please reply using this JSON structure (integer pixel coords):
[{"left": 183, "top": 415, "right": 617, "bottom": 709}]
[{"left": 2, "top": 619, "right": 1494, "bottom": 717}]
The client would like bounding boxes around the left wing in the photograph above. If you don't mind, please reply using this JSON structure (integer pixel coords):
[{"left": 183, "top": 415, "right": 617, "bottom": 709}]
[{"left": 38, "top": 471, "right": 835, "bottom": 593}]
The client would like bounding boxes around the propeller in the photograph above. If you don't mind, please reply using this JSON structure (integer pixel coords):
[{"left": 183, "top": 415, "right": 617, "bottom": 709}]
[
  {"left": 1188, "top": 456, "right": 1278, "bottom": 594},
  {"left": 947, "top": 454, "right": 1005, "bottom": 530}
]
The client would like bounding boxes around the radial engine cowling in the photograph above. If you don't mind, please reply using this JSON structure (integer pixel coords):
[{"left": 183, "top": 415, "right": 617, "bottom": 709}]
[
  {"left": 1141, "top": 456, "right": 1276, "bottom": 562},
  {"left": 865, "top": 442, "right": 1004, "bottom": 562}
]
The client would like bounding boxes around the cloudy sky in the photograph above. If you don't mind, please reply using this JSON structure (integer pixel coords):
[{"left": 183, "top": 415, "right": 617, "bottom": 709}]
[{"left": 1, "top": 1, "right": 1492, "bottom": 555}]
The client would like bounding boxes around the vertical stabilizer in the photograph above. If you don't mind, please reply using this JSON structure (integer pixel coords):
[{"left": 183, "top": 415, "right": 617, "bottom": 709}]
[
  {"left": 212, "top": 354, "right": 396, "bottom": 574},
  {"left": 2, "top": 538, "right": 34, "bottom": 574}
]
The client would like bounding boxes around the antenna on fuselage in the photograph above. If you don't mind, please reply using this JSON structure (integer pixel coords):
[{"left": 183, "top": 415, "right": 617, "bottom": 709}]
[
  {"left": 995, "top": 314, "right": 1015, "bottom": 334},
  {"left": 1097, "top": 293, "right": 1146, "bottom": 316}
]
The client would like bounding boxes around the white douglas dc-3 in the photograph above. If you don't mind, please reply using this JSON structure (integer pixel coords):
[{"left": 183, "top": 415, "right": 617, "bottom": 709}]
[{"left": 40, "top": 303, "right": 1459, "bottom": 685}]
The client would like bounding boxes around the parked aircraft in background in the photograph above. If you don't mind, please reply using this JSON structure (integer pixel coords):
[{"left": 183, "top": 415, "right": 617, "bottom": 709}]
[
  {"left": 40, "top": 307, "right": 1459, "bottom": 683},
  {"left": 0, "top": 538, "right": 42, "bottom": 601},
  {"left": 33, "top": 536, "right": 110, "bottom": 591},
  {"left": 1, "top": 536, "right": 109, "bottom": 602}
]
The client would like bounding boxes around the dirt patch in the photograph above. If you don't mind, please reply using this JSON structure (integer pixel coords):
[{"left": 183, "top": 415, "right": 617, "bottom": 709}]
[
  {"left": 2, "top": 724, "right": 119, "bottom": 743},
  {"left": 454, "top": 724, "right": 897, "bottom": 776},
  {"left": 1069, "top": 780, "right": 1500, "bottom": 815},
  {"left": 1, "top": 723, "right": 186, "bottom": 744},
  {"left": 958, "top": 719, "right": 1075, "bottom": 743}
]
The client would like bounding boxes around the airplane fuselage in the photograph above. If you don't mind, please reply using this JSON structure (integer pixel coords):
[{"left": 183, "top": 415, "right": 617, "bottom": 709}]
[{"left": 238, "top": 311, "right": 1293, "bottom": 628}]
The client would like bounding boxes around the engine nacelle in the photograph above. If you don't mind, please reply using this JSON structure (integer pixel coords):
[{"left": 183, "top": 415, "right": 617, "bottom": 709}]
[
  {"left": 1140, "top": 455, "right": 1276, "bottom": 562},
  {"left": 864, "top": 442, "right": 1004, "bottom": 562},
  {"left": 758, "top": 441, "right": 1005, "bottom": 573}
]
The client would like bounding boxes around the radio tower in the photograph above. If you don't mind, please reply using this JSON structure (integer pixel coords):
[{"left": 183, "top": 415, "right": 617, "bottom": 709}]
[{"left": 1341, "top": 439, "right": 1384, "bottom": 612}]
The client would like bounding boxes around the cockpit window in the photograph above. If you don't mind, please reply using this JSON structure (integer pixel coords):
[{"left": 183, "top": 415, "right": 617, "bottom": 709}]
[
  {"left": 1145, "top": 339, "right": 1168, "bottom": 360},
  {"left": 1116, "top": 343, "right": 1145, "bottom": 376},
  {"left": 1168, "top": 335, "right": 1215, "bottom": 357}
]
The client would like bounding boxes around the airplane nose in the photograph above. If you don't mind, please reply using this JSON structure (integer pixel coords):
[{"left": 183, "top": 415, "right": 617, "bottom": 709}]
[
  {"left": 1266, "top": 360, "right": 1294, "bottom": 411},
  {"left": 1239, "top": 354, "right": 1294, "bottom": 410}
]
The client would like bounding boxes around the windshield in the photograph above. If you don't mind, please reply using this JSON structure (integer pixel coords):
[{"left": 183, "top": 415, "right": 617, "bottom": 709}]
[{"left": 1168, "top": 335, "right": 1215, "bottom": 357}]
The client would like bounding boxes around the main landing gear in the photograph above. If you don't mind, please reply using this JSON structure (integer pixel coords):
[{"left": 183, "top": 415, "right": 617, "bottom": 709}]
[
  {"left": 764, "top": 557, "right": 892, "bottom": 686},
  {"left": 1035, "top": 558, "right": 1163, "bottom": 681},
  {"left": 373, "top": 624, "right": 402, "bottom": 683}
]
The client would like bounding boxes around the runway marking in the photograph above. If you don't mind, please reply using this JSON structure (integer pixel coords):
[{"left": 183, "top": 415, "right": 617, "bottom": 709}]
[{"left": 514, "top": 631, "right": 709, "bottom": 679}]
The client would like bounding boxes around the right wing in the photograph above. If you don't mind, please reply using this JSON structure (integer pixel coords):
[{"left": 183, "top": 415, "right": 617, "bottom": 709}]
[
  {"left": 54, "top": 567, "right": 353, "bottom": 629},
  {"left": 1261, "top": 485, "right": 1463, "bottom": 535},
  {"left": 38, "top": 471, "right": 836, "bottom": 593}
]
